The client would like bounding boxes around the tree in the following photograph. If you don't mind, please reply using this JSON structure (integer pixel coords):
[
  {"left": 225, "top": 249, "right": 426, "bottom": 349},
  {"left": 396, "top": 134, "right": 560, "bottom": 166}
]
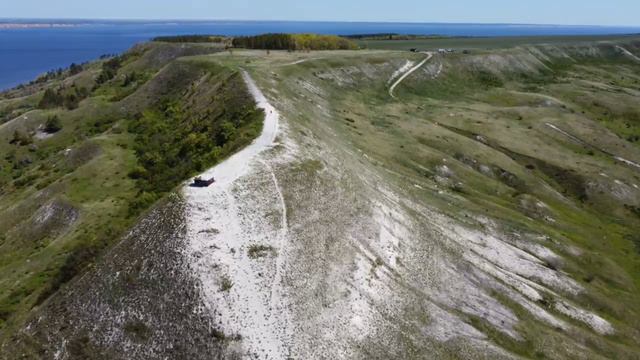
[
  {"left": 44, "top": 115, "right": 62, "bottom": 133},
  {"left": 123, "top": 72, "right": 138, "bottom": 87},
  {"left": 38, "top": 89, "right": 64, "bottom": 109},
  {"left": 64, "top": 93, "right": 79, "bottom": 110},
  {"left": 96, "top": 56, "right": 122, "bottom": 84},
  {"left": 232, "top": 33, "right": 356, "bottom": 51},
  {"left": 69, "top": 63, "right": 83, "bottom": 75}
]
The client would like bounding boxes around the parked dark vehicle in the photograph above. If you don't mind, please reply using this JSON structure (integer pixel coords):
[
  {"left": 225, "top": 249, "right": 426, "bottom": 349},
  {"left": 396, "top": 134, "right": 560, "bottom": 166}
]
[{"left": 192, "top": 176, "right": 216, "bottom": 187}]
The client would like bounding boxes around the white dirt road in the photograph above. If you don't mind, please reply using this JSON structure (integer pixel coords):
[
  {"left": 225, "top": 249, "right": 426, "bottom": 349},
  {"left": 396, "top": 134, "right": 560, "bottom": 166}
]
[
  {"left": 389, "top": 52, "right": 433, "bottom": 98},
  {"left": 616, "top": 46, "right": 640, "bottom": 62},
  {"left": 183, "top": 70, "right": 291, "bottom": 359}
]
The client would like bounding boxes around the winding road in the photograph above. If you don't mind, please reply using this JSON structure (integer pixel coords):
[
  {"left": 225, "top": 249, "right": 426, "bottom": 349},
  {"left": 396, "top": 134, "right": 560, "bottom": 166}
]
[
  {"left": 389, "top": 52, "right": 433, "bottom": 98},
  {"left": 184, "top": 70, "right": 290, "bottom": 359}
]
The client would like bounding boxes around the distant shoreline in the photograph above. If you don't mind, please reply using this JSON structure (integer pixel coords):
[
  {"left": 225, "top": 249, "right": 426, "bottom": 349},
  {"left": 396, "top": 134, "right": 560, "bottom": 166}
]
[
  {"left": 0, "top": 23, "right": 80, "bottom": 29},
  {"left": 2, "top": 20, "right": 639, "bottom": 91}
]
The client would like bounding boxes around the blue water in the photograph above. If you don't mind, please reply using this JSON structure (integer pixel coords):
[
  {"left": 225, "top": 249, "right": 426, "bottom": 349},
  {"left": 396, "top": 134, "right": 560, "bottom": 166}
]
[{"left": 1, "top": 20, "right": 640, "bottom": 90}]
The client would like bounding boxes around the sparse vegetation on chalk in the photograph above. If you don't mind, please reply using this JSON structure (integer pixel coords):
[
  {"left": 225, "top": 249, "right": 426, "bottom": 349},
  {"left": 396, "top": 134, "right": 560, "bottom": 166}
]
[
  {"left": 247, "top": 244, "right": 276, "bottom": 259},
  {"left": 220, "top": 276, "right": 234, "bottom": 292},
  {"left": 2, "top": 35, "right": 640, "bottom": 359}
]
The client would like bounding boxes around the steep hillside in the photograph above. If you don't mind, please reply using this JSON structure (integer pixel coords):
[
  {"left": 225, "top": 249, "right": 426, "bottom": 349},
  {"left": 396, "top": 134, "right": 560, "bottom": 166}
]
[
  {"left": 194, "top": 41, "right": 640, "bottom": 359},
  {"left": 2, "top": 37, "right": 640, "bottom": 359},
  {"left": 0, "top": 40, "right": 263, "bottom": 348}
]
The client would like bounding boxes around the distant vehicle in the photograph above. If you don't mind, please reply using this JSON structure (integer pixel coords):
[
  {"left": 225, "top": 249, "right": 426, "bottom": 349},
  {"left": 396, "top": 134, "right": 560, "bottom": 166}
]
[
  {"left": 192, "top": 176, "right": 215, "bottom": 187},
  {"left": 410, "top": 48, "right": 418, "bottom": 52}
]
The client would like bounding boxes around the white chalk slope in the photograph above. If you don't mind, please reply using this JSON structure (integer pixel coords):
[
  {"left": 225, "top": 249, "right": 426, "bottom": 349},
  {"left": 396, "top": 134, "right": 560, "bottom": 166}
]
[
  {"left": 183, "top": 71, "right": 290, "bottom": 359},
  {"left": 182, "top": 65, "right": 616, "bottom": 359}
]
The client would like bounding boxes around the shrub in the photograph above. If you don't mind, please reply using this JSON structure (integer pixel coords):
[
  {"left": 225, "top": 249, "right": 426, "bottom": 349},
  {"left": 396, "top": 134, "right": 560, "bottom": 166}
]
[
  {"left": 123, "top": 72, "right": 137, "bottom": 87},
  {"left": 475, "top": 70, "right": 504, "bottom": 88},
  {"left": 220, "top": 276, "right": 234, "bottom": 291},
  {"left": 13, "top": 174, "right": 38, "bottom": 188},
  {"left": 248, "top": 244, "right": 275, "bottom": 259},
  {"left": 96, "top": 56, "right": 123, "bottom": 84},
  {"left": 126, "top": 70, "right": 263, "bottom": 197},
  {"left": 64, "top": 93, "right": 79, "bottom": 110},
  {"left": 44, "top": 115, "right": 62, "bottom": 133},
  {"left": 127, "top": 191, "right": 158, "bottom": 218},
  {"left": 38, "top": 88, "right": 64, "bottom": 109},
  {"left": 127, "top": 166, "right": 148, "bottom": 180},
  {"left": 69, "top": 63, "right": 83, "bottom": 75},
  {"left": 10, "top": 130, "right": 32, "bottom": 146},
  {"left": 211, "top": 329, "right": 226, "bottom": 341}
]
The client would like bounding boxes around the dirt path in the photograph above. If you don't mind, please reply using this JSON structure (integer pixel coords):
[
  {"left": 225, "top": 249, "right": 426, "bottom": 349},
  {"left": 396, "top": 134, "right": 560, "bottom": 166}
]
[
  {"left": 282, "top": 57, "right": 325, "bottom": 66},
  {"left": 616, "top": 46, "right": 640, "bottom": 62},
  {"left": 433, "top": 62, "right": 444, "bottom": 79},
  {"left": 389, "top": 52, "right": 433, "bottom": 98},
  {"left": 545, "top": 122, "right": 640, "bottom": 170},
  {"left": 387, "top": 60, "right": 415, "bottom": 85},
  {"left": 188, "top": 71, "right": 279, "bottom": 186},
  {"left": 183, "top": 70, "right": 290, "bottom": 359}
]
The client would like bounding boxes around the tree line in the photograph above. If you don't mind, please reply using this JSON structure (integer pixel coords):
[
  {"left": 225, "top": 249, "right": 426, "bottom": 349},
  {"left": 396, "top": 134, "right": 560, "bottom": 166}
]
[
  {"left": 232, "top": 33, "right": 358, "bottom": 51},
  {"left": 153, "top": 35, "right": 227, "bottom": 43}
]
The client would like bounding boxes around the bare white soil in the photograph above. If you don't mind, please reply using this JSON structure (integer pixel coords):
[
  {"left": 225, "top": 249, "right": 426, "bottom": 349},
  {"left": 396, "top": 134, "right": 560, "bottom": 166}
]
[
  {"left": 183, "top": 71, "right": 290, "bottom": 359},
  {"left": 387, "top": 60, "right": 415, "bottom": 85},
  {"left": 389, "top": 52, "right": 433, "bottom": 98},
  {"left": 182, "top": 64, "right": 617, "bottom": 359}
]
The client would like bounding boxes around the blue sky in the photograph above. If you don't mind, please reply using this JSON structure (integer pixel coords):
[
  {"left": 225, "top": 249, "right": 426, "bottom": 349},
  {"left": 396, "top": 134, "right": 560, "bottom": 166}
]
[{"left": 1, "top": 0, "right": 639, "bottom": 26}]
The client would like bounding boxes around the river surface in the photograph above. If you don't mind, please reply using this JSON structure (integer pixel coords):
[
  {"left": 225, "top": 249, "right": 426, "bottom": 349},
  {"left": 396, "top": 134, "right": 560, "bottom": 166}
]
[{"left": 1, "top": 20, "right": 639, "bottom": 90}]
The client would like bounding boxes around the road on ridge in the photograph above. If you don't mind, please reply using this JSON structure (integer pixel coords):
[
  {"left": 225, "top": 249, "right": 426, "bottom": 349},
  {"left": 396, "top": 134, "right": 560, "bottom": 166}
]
[{"left": 184, "top": 70, "right": 290, "bottom": 359}]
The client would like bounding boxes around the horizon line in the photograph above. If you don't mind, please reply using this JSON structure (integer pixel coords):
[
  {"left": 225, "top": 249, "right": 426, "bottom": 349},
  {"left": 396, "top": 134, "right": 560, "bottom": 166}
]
[{"left": 1, "top": 18, "right": 640, "bottom": 29}]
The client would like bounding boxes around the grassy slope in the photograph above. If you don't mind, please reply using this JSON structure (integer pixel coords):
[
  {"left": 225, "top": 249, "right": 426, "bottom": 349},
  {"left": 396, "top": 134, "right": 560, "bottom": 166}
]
[
  {"left": 1, "top": 35, "right": 639, "bottom": 358},
  {"left": 232, "top": 39, "right": 640, "bottom": 357},
  {"left": 357, "top": 34, "right": 640, "bottom": 51},
  {"left": 0, "top": 41, "right": 263, "bottom": 340}
]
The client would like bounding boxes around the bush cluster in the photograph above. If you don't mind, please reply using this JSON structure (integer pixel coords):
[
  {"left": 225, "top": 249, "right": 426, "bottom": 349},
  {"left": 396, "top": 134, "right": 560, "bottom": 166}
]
[
  {"left": 153, "top": 35, "right": 226, "bottom": 43},
  {"left": 38, "top": 86, "right": 89, "bottom": 110},
  {"left": 125, "top": 70, "right": 263, "bottom": 216},
  {"left": 96, "top": 56, "right": 123, "bottom": 84},
  {"left": 232, "top": 33, "right": 358, "bottom": 51}
]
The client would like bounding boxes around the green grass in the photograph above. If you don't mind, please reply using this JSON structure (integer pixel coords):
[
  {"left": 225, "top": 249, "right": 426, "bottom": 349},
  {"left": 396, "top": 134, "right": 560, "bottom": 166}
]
[
  {"left": 234, "top": 39, "right": 640, "bottom": 356},
  {"left": 357, "top": 34, "right": 640, "bottom": 51},
  {"left": 2, "top": 35, "right": 640, "bottom": 357},
  {"left": 0, "top": 41, "right": 263, "bottom": 339}
]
